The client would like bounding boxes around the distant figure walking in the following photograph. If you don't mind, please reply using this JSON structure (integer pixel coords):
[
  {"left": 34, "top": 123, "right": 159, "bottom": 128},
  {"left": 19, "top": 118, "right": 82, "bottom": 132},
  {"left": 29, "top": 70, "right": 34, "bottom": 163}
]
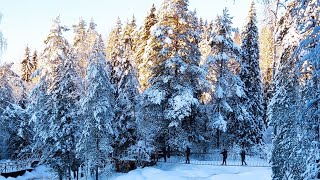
[
  {"left": 220, "top": 149, "right": 228, "bottom": 165},
  {"left": 240, "top": 150, "right": 247, "bottom": 166},
  {"left": 162, "top": 147, "right": 167, "bottom": 162},
  {"left": 186, "top": 146, "right": 191, "bottom": 164}
]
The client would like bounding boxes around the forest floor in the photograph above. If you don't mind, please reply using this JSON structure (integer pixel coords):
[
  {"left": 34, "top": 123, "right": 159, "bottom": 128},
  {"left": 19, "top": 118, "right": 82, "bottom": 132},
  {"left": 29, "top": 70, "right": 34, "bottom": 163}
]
[{"left": 0, "top": 161, "right": 271, "bottom": 180}]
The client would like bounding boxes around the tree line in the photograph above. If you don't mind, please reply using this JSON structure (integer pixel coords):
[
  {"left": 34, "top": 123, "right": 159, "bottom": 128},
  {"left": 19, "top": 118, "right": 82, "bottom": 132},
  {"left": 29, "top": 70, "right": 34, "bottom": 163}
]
[{"left": 2, "top": 0, "right": 318, "bottom": 179}]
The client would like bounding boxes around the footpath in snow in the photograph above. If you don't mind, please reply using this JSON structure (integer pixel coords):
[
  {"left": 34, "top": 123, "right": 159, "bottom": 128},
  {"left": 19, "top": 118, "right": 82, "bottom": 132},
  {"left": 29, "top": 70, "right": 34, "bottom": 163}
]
[{"left": 111, "top": 162, "right": 271, "bottom": 180}]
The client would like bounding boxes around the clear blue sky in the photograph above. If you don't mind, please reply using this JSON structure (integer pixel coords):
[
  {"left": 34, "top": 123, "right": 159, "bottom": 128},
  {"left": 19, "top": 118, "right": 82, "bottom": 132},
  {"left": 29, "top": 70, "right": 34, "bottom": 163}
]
[{"left": 0, "top": 0, "right": 258, "bottom": 72}]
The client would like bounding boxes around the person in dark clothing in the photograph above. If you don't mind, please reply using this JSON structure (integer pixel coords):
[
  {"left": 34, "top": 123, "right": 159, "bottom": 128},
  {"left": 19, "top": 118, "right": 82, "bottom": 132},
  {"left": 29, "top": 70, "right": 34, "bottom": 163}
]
[
  {"left": 162, "top": 147, "right": 167, "bottom": 162},
  {"left": 186, "top": 146, "right": 191, "bottom": 164},
  {"left": 240, "top": 150, "right": 247, "bottom": 165},
  {"left": 220, "top": 149, "right": 228, "bottom": 165},
  {"left": 167, "top": 145, "right": 171, "bottom": 158}
]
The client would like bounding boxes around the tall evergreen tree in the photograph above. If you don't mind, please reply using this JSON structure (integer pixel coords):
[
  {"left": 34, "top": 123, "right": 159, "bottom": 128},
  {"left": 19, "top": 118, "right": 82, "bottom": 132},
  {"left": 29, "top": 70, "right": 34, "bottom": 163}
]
[
  {"left": 77, "top": 35, "right": 114, "bottom": 180},
  {"left": 106, "top": 18, "right": 123, "bottom": 87},
  {"left": 0, "top": 63, "right": 16, "bottom": 158},
  {"left": 135, "top": 4, "right": 157, "bottom": 91},
  {"left": 268, "top": 2, "right": 306, "bottom": 179},
  {"left": 112, "top": 17, "right": 139, "bottom": 157},
  {"left": 31, "top": 50, "right": 38, "bottom": 72},
  {"left": 239, "top": 1, "right": 264, "bottom": 146},
  {"left": 205, "top": 8, "right": 249, "bottom": 148},
  {"left": 21, "top": 46, "right": 33, "bottom": 82},
  {"left": 72, "top": 18, "right": 88, "bottom": 77},
  {"left": 106, "top": 18, "right": 122, "bottom": 61},
  {"left": 139, "top": 0, "right": 206, "bottom": 150},
  {"left": 293, "top": 0, "right": 320, "bottom": 178},
  {"left": 30, "top": 17, "right": 82, "bottom": 180}
]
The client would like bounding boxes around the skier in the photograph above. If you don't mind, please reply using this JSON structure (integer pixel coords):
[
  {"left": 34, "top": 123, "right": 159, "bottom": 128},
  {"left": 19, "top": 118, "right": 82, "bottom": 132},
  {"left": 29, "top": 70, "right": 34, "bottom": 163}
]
[
  {"left": 221, "top": 149, "right": 228, "bottom": 165},
  {"left": 186, "top": 146, "right": 191, "bottom": 164},
  {"left": 240, "top": 150, "right": 247, "bottom": 165}
]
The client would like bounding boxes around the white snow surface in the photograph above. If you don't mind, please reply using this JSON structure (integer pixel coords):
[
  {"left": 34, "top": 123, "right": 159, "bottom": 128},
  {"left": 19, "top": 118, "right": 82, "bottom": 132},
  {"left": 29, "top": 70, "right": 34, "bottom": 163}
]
[
  {"left": 0, "top": 166, "right": 55, "bottom": 180},
  {"left": 0, "top": 163, "right": 271, "bottom": 180},
  {"left": 111, "top": 163, "right": 271, "bottom": 180}
]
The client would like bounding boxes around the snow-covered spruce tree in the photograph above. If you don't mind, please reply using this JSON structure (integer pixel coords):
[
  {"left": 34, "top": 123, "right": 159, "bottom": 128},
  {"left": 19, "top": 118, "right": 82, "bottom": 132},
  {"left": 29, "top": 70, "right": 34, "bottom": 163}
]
[
  {"left": 135, "top": 4, "right": 157, "bottom": 91},
  {"left": 268, "top": 2, "right": 305, "bottom": 179},
  {"left": 31, "top": 50, "right": 38, "bottom": 72},
  {"left": 138, "top": 0, "right": 206, "bottom": 151},
  {"left": 86, "top": 19, "right": 99, "bottom": 58},
  {"left": 122, "top": 16, "right": 137, "bottom": 57},
  {"left": 0, "top": 63, "right": 15, "bottom": 115},
  {"left": 205, "top": 8, "right": 249, "bottom": 148},
  {"left": 77, "top": 35, "right": 114, "bottom": 180},
  {"left": 106, "top": 18, "right": 122, "bottom": 61},
  {"left": 107, "top": 18, "right": 125, "bottom": 89},
  {"left": 239, "top": 1, "right": 264, "bottom": 147},
  {"left": 199, "top": 21, "right": 213, "bottom": 67},
  {"left": 0, "top": 62, "right": 32, "bottom": 160},
  {"left": 71, "top": 18, "right": 99, "bottom": 79},
  {"left": 21, "top": 46, "right": 33, "bottom": 82},
  {"left": 111, "top": 17, "right": 140, "bottom": 158},
  {"left": 269, "top": 73, "right": 302, "bottom": 180},
  {"left": 293, "top": 0, "right": 320, "bottom": 178},
  {"left": 1, "top": 103, "right": 32, "bottom": 160},
  {"left": 47, "top": 54, "right": 83, "bottom": 180},
  {"left": 72, "top": 18, "right": 88, "bottom": 77},
  {"left": 30, "top": 17, "right": 83, "bottom": 180},
  {"left": 0, "top": 63, "right": 16, "bottom": 158}
]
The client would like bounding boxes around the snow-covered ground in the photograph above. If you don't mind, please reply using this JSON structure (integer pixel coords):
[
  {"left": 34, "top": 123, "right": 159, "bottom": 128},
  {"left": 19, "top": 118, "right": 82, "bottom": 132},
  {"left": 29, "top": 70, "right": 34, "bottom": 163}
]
[
  {"left": 0, "top": 166, "right": 55, "bottom": 180},
  {"left": 111, "top": 163, "right": 271, "bottom": 180},
  {"left": 0, "top": 163, "right": 271, "bottom": 180}
]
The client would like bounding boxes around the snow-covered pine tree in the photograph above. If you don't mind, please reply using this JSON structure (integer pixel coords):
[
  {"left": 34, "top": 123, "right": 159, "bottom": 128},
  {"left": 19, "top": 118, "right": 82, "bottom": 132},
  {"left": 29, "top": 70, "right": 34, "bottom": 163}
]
[
  {"left": 205, "top": 8, "right": 248, "bottom": 148},
  {"left": 30, "top": 17, "right": 82, "bottom": 180},
  {"left": 0, "top": 63, "right": 15, "bottom": 114},
  {"left": 111, "top": 17, "right": 139, "bottom": 158},
  {"left": 138, "top": 0, "right": 206, "bottom": 151},
  {"left": 0, "top": 63, "right": 16, "bottom": 158},
  {"left": 47, "top": 52, "right": 83, "bottom": 180},
  {"left": 123, "top": 16, "right": 137, "bottom": 56},
  {"left": 135, "top": 4, "right": 157, "bottom": 91},
  {"left": 21, "top": 46, "right": 33, "bottom": 82},
  {"left": 1, "top": 103, "right": 32, "bottom": 160},
  {"left": 72, "top": 18, "right": 99, "bottom": 79},
  {"left": 107, "top": 18, "right": 124, "bottom": 88},
  {"left": 31, "top": 50, "right": 38, "bottom": 72},
  {"left": 77, "top": 35, "right": 114, "bottom": 179},
  {"left": 199, "top": 21, "right": 213, "bottom": 66},
  {"left": 239, "top": 1, "right": 264, "bottom": 146},
  {"left": 0, "top": 62, "right": 32, "bottom": 160},
  {"left": 268, "top": 2, "right": 305, "bottom": 179},
  {"left": 86, "top": 19, "right": 99, "bottom": 56},
  {"left": 72, "top": 18, "right": 88, "bottom": 77},
  {"left": 293, "top": 0, "right": 320, "bottom": 178}
]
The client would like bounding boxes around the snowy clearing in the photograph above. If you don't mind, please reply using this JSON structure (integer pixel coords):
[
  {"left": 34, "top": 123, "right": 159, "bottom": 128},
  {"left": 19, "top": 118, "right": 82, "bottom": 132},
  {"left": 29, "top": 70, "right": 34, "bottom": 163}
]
[{"left": 111, "top": 163, "right": 271, "bottom": 180}]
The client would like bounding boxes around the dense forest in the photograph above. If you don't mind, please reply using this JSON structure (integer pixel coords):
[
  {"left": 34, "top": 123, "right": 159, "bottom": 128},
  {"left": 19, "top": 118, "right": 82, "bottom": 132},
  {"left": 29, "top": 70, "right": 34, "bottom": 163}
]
[{"left": 0, "top": 0, "right": 319, "bottom": 179}]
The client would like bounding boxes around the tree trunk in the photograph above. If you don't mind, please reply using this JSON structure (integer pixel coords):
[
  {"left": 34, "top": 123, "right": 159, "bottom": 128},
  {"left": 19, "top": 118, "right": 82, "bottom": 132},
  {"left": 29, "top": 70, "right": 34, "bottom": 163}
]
[
  {"left": 95, "top": 165, "right": 98, "bottom": 180},
  {"left": 216, "top": 129, "right": 220, "bottom": 148}
]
